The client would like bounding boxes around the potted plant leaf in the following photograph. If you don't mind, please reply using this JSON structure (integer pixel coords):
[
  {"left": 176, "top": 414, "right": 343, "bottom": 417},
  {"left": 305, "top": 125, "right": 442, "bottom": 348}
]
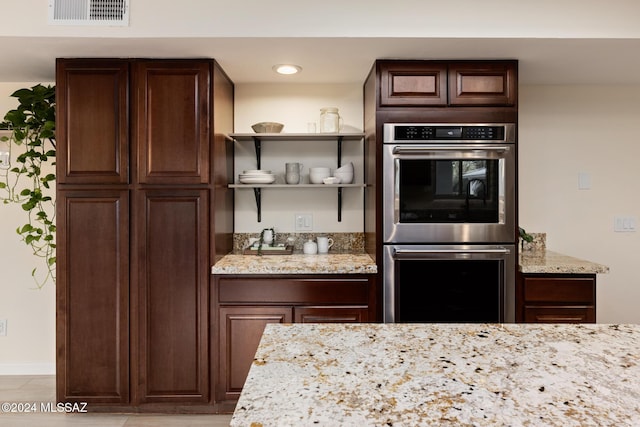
[{"left": 0, "top": 84, "right": 56, "bottom": 287}]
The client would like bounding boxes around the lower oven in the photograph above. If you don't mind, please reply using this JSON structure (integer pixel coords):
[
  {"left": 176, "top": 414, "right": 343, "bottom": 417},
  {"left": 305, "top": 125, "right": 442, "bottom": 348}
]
[{"left": 383, "top": 244, "right": 516, "bottom": 323}]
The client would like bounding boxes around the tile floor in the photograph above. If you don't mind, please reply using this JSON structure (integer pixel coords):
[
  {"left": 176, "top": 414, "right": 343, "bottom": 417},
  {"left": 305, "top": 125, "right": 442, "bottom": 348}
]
[{"left": 0, "top": 376, "right": 233, "bottom": 426}]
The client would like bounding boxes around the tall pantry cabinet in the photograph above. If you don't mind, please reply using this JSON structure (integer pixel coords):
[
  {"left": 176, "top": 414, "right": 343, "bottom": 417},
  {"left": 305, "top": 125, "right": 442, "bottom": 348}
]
[{"left": 56, "top": 59, "right": 234, "bottom": 411}]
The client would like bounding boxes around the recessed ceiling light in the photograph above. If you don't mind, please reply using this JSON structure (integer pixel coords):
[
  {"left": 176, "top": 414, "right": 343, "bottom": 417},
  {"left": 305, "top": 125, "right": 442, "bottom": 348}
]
[{"left": 273, "top": 64, "right": 302, "bottom": 75}]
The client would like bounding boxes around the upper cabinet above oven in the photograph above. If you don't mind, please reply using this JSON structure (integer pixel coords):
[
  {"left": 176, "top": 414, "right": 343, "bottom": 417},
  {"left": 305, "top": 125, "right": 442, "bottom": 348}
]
[{"left": 377, "top": 60, "right": 517, "bottom": 108}]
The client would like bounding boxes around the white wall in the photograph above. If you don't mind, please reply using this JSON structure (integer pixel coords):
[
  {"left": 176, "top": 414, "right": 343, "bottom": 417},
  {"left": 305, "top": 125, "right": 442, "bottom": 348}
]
[
  {"left": 519, "top": 85, "right": 640, "bottom": 323},
  {"left": 233, "top": 83, "right": 364, "bottom": 233},
  {"left": 0, "top": 82, "right": 56, "bottom": 375},
  {"left": 3, "top": 1, "right": 640, "bottom": 38}
]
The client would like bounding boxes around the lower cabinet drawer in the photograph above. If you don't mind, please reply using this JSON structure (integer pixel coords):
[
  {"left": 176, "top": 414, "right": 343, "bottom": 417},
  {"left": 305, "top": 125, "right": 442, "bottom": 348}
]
[
  {"left": 523, "top": 277, "right": 595, "bottom": 303},
  {"left": 524, "top": 306, "right": 595, "bottom": 323},
  {"left": 217, "top": 276, "right": 372, "bottom": 304}
]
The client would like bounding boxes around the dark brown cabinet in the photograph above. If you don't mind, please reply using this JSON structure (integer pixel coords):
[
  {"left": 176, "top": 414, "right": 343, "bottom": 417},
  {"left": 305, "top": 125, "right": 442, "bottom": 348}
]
[
  {"left": 133, "top": 61, "right": 211, "bottom": 184},
  {"left": 378, "top": 60, "right": 517, "bottom": 108},
  {"left": 379, "top": 61, "right": 448, "bottom": 107},
  {"left": 517, "top": 274, "right": 596, "bottom": 323},
  {"left": 136, "top": 190, "right": 210, "bottom": 403},
  {"left": 218, "top": 306, "right": 292, "bottom": 402},
  {"left": 213, "top": 275, "right": 377, "bottom": 404},
  {"left": 56, "top": 58, "right": 234, "bottom": 411},
  {"left": 56, "top": 190, "right": 130, "bottom": 404},
  {"left": 56, "top": 59, "right": 129, "bottom": 184}
]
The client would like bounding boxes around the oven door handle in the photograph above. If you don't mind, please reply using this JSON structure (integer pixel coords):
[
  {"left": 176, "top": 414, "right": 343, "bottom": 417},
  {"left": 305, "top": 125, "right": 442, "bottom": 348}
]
[
  {"left": 393, "top": 247, "right": 511, "bottom": 259},
  {"left": 392, "top": 145, "right": 511, "bottom": 154}
]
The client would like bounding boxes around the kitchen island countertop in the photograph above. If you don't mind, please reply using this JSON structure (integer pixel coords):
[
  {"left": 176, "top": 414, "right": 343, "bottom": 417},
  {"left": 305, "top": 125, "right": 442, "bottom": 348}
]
[{"left": 232, "top": 322, "right": 639, "bottom": 426}]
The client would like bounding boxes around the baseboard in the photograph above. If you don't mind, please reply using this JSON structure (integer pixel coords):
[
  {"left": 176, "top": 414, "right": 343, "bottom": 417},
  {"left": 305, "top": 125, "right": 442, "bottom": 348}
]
[{"left": 0, "top": 363, "right": 55, "bottom": 375}]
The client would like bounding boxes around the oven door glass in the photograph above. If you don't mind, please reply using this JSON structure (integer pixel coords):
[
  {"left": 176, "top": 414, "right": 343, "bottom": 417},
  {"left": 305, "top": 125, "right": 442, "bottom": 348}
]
[
  {"left": 400, "top": 158, "right": 499, "bottom": 223},
  {"left": 383, "top": 143, "right": 515, "bottom": 244},
  {"left": 396, "top": 258, "right": 502, "bottom": 323},
  {"left": 382, "top": 244, "right": 516, "bottom": 324}
]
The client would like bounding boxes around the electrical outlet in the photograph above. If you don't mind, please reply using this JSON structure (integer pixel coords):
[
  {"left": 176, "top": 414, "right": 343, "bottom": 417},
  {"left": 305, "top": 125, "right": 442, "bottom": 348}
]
[
  {"left": 295, "top": 213, "right": 313, "bottom": 231},
  {"left": 0, "top": 319, "right": 7, "bottom": 336}
]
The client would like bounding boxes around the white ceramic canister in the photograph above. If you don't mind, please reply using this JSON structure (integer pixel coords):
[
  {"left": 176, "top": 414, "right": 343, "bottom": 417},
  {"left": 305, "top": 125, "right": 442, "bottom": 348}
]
[
  {"left": 303, "top": 239, "right": 318, "bottom": 254},
  {"left": 316, "top": 236, "right": 334, "bottom": 254},
  {"left": 319, "top": 107, "right": 343, "bottom": 133}
]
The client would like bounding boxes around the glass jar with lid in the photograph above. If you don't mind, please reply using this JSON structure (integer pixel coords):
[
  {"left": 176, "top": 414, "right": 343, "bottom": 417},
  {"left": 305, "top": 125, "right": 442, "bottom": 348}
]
[{"left": 319, "top": 107, "right": 342, "bottom": 133}]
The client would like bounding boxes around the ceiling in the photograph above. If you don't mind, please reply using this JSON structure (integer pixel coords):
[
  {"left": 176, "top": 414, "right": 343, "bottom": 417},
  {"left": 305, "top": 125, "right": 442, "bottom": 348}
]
[{"left": 2, "top": 36, "right": 640, "bottom": 86}]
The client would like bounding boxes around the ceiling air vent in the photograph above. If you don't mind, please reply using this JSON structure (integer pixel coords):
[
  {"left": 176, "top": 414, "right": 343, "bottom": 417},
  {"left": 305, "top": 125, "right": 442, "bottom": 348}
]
[{"left": 48, "top": 0, "right": 130, "bottom": 26}]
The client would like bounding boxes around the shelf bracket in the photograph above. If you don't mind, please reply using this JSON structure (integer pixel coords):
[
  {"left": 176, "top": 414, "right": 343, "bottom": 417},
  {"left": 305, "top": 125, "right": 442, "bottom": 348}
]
[
  {"left": 253, "top": 188, "right": 262, "bottom": 222},
  {"left": 336, "top": 136, "right": 344, "bottom": 221},
  {"left": 337, "top": 187, "right": 343, "bottom": 222},
  {"left": 251, "top": 136, "right": 262, "bottom": 169}
]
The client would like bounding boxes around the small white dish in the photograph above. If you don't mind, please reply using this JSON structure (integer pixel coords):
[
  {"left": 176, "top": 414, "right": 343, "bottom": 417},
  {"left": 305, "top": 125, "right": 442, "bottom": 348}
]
[{"left": 323, "top": 177, "right": 341, "bottom": 184}]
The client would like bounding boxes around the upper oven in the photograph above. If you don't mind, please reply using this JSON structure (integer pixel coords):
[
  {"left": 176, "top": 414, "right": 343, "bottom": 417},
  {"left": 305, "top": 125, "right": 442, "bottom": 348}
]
[{"left": 383, "top": 123, "right": 516, "bottom": 244}]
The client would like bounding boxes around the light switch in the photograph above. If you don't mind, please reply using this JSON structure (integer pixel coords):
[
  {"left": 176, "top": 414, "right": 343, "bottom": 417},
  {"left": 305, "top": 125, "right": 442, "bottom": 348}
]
[
  {"left": 614, "top": 216, "right": 637, "bottom": 232},
  {"left": 578, "top": 172, "right": 591, "bottom": 190},
  {"left": 295, "top": 213, "right": 313, "bottom": 231}
]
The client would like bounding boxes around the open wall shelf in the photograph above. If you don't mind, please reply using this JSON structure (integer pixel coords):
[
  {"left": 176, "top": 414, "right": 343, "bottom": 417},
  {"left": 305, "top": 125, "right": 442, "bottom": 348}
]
[{"left": 228, "top": 132, "right": 366, "bottom": 222}]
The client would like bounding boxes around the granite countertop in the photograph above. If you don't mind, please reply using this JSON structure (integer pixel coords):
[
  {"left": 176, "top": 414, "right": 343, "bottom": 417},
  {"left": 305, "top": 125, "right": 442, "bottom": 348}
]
[
  {"left": 211, "top": 253, "right": 378, "bottom": 275},
  {"left": 519, "top": 250, "right": 609, "bottom": 274},
  {"left": 232, "top": 323, "right": 640, "bottom": 426}
]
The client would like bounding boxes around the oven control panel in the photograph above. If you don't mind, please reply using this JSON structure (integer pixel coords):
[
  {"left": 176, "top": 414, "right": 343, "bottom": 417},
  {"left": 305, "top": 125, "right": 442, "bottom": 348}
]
[{"left": 384, "top": 123, "right": 515, "bottom": 143}]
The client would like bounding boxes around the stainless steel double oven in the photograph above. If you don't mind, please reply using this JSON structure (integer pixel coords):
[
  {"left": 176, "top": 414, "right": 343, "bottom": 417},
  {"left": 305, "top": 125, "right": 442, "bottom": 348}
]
[{"left": 382, "top": 123, "right": 516, "bottom": 323}]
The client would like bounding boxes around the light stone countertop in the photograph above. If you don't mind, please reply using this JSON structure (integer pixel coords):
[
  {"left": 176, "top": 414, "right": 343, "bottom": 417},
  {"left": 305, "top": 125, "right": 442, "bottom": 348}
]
[
  {"left": 211, "top": 249, "right": 607, "bottom": 276},
  {"left": 519, "top": 250, "right": 609, "bottom": 274},
  {"left": 211, "top": 253, "right": 377, "bottom": 275},
  {"left": 231, "top": 323, "right": 640, "bottom": 427}
]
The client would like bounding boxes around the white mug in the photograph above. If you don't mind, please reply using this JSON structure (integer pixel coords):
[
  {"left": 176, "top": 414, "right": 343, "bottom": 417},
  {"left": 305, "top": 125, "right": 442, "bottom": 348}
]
[
  {"left": 316, "top": 236, "right": 334, "bottom": 254},
  {"left": 262, "top": 229, "right": 273, "bottom": 245}
]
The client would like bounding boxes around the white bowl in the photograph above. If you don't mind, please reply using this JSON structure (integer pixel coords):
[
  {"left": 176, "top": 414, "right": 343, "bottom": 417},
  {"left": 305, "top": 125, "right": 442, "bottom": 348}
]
[
  {"left": 251, "top": 122, "right": 284, "bottom": 133},
  {"left": 309, "top": 167, "right": 331, "bottom": 184},
  {"left": 323, "top": 177, "right": 341, "bottom": 185},
  {"left": 309, "top": 167, "right": 331, "bottom": 174},
  {"left": 334, "top": 171, "right": 353, "bottom": 184},
  {"left": 335, "top": 162, "right": 354, "bottom": 174}
]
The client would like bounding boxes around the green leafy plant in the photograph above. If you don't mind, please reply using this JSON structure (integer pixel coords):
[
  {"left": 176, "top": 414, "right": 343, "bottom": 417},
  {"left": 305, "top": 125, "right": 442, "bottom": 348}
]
[
  {"left": 519, "top": 227, "right": 534, "bottom": 243},
  {"left": 0, "top": 84, "right": 56, "bottom": 287},
  {"left": 257, "top": 227, "right": 275, "bottom": 256}
]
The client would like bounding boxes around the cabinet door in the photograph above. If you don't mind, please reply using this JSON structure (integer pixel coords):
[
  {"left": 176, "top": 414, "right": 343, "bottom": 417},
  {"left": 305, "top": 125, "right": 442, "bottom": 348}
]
[
  {"left": 379, "top": 61, "right": 448, "bottom": 107},
  {"left": 136, "top": 189, "right": 210, "bottom": 403},
  {"left": 448, "top": 62, "right": 517, "bottom": 106},
  {"left": 294, "top": 306, "right": 369, "bottom": 323},
  {"left": 133, "top": 60, "right": 210, "bottom": 184},
  {"left": 56, "top": 59, "right": 129, "bottom": 184},
  {"left": 217, "top": 306, "right": 292, "bottom": 402},
  {"left": 56, "top": 190, "right": 130, "bottom": 404}
]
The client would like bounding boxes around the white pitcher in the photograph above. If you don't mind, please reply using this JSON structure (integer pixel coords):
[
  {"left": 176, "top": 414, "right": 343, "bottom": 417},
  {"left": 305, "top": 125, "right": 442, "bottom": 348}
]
[{"left": 316, "top": 236, "right": 334, "bottom": 254}]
